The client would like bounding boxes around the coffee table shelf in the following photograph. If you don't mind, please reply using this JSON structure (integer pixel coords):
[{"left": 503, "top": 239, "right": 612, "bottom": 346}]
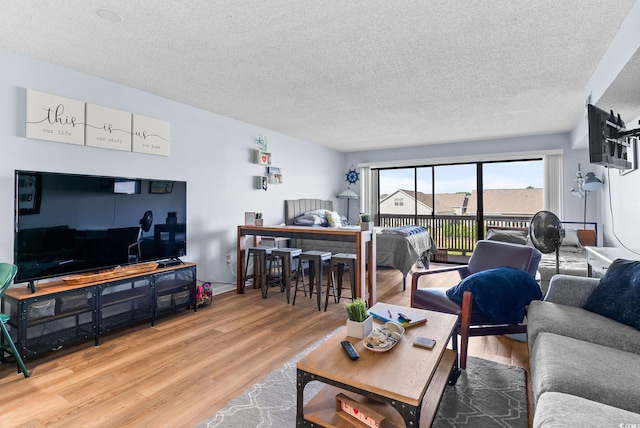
[{"left": 302, "top": 349, "right": 456, "bottom": 427}]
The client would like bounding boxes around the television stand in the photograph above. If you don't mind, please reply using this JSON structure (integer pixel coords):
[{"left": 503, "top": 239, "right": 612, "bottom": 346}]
[
  {"left": 2, "top": 263, "right": 197, "bottom": 360},
  {"left": 27, "top": 281, "right": 36, "bottom": 294}
]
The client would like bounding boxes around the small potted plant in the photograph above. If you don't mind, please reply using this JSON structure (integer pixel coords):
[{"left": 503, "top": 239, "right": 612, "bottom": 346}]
[
  {"left": 255, "top": 212, "right": 263, "bottom": 226},
  {"left": 344, "top": 298, "right": 373, "bottom": 339},
  {"left": 360, "top": 213, "right": 373, "bottom": 231}
]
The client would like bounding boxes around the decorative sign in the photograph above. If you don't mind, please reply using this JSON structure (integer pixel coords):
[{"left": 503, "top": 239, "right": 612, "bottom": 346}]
[
  {"left": 26, "top": 89, "right": 85, "bottom": 145},
  {"left": 132, "top": 114, "right": 170, "bottom": 156},
  {"left": 25, "top": 89, "right": 171, "bottom": 157},
  {"left": 346, "top": 165, "right": 360, "bottom": 185},
  {"left": 254, "top": 150, "right": 272, "bottom": 165},
  {"left": 255, "top": 135, "right": 268, "bottom": 151},
  {"left": 335, "top": 393, "right": 385, "bottom": 428},
  {"left": 85, "top": 103, "right": 132, "bottom": 151}
]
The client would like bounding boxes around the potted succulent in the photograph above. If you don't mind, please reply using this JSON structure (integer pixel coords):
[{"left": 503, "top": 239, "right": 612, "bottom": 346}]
[
  {"left": 360, "top": 213, "right": 373, "bottom": 231},
  {"left": 344, "top": 298, "right": 373, "bottom": 339},
  {"left": 255, "top": 212, "right": 263, "bottom": 226}
]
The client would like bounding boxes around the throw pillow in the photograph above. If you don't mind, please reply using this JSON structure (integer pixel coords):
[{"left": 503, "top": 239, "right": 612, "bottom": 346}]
[
  {"left": 304, "top": 209, "right": 329, "bottom": 217},
  {"left": 293, "top": 214, "right": 327, "bottom": 226},
  {"left": 583, "top": 259, "right": 640, "bottom": 330},
  {"left": 485, "top": 228, "right": 529, "bottom": 245},
  {"left": 325, "top": 210, "right": 342, "bottom": 228},
  {"left": 446, "top": 266, "right": 543, "bottom": 324}
]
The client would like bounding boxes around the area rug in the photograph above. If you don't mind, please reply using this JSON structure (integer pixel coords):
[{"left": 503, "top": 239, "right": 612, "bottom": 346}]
[{"left": 198, "top": 335, "right": 527, "bottom": 428}]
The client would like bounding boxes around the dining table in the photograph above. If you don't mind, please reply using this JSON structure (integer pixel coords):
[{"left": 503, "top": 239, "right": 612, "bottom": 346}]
[{"left": 237, "top": 225, "right": 377, "bottom": 306}]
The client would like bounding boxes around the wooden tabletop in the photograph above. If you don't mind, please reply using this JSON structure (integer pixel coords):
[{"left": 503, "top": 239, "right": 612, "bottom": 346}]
[
  {"left": 4, "top": 262, "right": 196, "bottom": 300},
  {"left": 297, "top": 304, "right": 458, "bottom": 406}
]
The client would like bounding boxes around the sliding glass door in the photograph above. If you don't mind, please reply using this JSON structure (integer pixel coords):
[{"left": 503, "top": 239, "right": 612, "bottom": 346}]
[
  {"left": 376, "top": 158, "right": 543, "bottom": 263},
  {"left": 379, "top": 168, "right": 417, "bottom": 227},
  {"left": 480, "top": 160, "right": 543, "bottom": 229},
  {"left": 432, "top": 164, "right": 477, "bottom": 259}
]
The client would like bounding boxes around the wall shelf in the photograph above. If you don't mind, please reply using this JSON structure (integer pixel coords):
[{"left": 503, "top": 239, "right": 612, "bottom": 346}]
[{"left": 254, "top": 150, "right": 272, "bottom": 165}]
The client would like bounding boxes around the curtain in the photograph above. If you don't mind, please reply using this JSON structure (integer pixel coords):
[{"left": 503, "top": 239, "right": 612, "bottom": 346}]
[
  {"left": 543, "top": 154, "right": 562, "bottom": 216},
  {"left": 359, "top": 166, "right": 376, "bottom": 222}
]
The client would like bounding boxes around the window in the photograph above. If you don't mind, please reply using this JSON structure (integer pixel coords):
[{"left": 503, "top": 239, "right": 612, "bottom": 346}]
[
  {"left": 480, "top": 160, "right": 543, "bottom": 228},
  {"left": 376, "top": 158, "right": 543, "bottom": 262}
]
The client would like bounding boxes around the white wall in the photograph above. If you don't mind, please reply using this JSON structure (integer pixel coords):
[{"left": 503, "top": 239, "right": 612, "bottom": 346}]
[
  {"left": 595, "top": 163, "right": 640, "bottom": 248},
  {"left": 1, "top": 49, "right": 344, "bottom": 290},
  {"left": 574, "top": 1, "right": 640, "bottom": 249}
]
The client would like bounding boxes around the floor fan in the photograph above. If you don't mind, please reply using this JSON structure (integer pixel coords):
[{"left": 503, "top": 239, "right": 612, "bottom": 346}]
[{"left": 529, "top": 210, "right": 565, "bottom": 274}]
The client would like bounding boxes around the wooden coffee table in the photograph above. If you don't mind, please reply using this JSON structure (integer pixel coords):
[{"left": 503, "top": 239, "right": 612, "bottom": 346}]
[{"left": 296, "top": 304, "right": 459, "bottom": 427}]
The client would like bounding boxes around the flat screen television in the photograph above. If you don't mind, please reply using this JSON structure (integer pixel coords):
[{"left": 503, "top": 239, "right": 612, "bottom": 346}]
[
  {"left": 587, "top": 103, "right": 632, "bottom": 170},
  {"left": 14, "top": 170, "right": 187, "bottom": 285}
]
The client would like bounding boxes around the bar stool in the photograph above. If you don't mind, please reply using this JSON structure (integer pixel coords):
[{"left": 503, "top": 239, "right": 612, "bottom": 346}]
[
  {"left": 293, "top": 250, "right": 331, "bottom": 310},
  {"left": 244, "top": 246, "right": 274, "bottom": 298},
  {"left": 269, "top": 248, "right": 302, "bottom": 302},
  {"left": 325, "top": 253, "right": 357, "bottom": 311}
]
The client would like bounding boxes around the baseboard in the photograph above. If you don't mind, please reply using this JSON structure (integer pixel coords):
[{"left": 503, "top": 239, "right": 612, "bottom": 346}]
[{"left": 210, "top": 282, "right": 236, "bottom": 295}]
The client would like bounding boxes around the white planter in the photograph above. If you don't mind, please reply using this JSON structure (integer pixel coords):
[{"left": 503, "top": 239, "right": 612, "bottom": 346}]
[
  {"left": 360, "top": 222, "right": 374, "bottom": 231},
  {"left": 346, "top": 315, "right": 373, "bottom": 339},
  {"left": 255, "top": 219, "right": 263, "bottom": 226}
]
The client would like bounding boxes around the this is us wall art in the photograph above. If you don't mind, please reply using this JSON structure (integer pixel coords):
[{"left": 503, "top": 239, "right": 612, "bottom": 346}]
[{"left": 25, "top": 89, "right": 170, "bottom": 156}]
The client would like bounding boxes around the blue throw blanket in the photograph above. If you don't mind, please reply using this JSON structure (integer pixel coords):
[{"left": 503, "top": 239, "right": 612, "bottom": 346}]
[
  {"left": 381, "top": 225, "right": 427, "bottom": 236},
  {"left": 446, "top": 266, "right": 543, "bottom": 324}
]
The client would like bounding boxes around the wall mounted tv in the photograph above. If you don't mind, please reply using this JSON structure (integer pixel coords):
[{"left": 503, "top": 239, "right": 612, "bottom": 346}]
[
  {"left": 587, "top": 104, "right": 634, "bottom": 170},
  {"left": 14, "top": 170, "right": 187, "bottom": 285}
]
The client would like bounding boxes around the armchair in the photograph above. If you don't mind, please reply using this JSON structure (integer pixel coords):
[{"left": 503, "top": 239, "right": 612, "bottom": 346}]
[{"left": 411, "top": 240, "right": 542, "bottom": 369}]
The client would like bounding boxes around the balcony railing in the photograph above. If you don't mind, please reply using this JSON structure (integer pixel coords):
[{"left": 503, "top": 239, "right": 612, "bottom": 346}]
[{"left": 378, "top": 214, "right": 532, "bottom": 257}]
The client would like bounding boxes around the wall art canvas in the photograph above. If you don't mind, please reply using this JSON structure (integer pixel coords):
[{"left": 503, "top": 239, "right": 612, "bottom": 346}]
[
  {"left": 85, "top": 103, "right": 132, "bottom": 151},
  {"left": 132, "top": 113, "right": 170, "bottom": 156},
  {"left": 26, "top": 89, "right": 85, "bottom": 145}
]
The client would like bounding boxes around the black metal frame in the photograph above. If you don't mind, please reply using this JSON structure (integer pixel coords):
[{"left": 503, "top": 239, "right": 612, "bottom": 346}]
[
  {"left": 296, "top": 346, "right": 460, "bottom": 427},
  {"left": 1, "top": 264, "right": 196, "bottom": 360}
]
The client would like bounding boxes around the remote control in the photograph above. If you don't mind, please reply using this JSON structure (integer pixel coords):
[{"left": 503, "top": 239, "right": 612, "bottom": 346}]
[{"left": 340, "top": 341, "right": 360, "bottom": 360}]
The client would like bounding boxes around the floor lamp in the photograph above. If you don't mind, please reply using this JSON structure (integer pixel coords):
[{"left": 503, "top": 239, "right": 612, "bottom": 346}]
[
  {"left": 571, "top": 167, "right": 603, "bottom": 227},
  {"left": 337, "top": 188, "right": 359, "bottom": 221},
  {"left": 582, "top": 172, "right": 603, "bottom": 226}
]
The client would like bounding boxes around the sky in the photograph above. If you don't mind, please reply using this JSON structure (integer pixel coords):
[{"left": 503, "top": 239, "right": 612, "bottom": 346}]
[{"left": 378, "top": 160, "right": 543, "bottom": 195}]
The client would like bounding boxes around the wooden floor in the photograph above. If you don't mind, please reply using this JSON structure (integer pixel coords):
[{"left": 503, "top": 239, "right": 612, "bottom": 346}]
[{"left": 0, "top": 265, "right": 530, "bottom": 427}]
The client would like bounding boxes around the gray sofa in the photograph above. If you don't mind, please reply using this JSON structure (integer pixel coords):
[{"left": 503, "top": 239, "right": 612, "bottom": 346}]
[{"left": 527, "top": 274, "right": 640, "bottom": 427}]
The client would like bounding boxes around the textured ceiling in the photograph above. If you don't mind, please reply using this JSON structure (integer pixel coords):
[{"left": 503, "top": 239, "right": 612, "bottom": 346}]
[
  {"left": 0, "top": 1, "right": 636, "bottom": 152},
  {"left": 597, "top": 46, "right": 640, "bottom": 127}
]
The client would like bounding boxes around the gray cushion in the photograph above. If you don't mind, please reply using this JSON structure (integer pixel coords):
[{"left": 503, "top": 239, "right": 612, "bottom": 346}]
[
  {"left": 543, "top": 274, "right": 599, "bottom": 307},
  {"left": 534, "top": 392, "right": 640, "bottom": 428},
  {"left": 531, "top": 332, "right": 640, "bottom": 413},
  {"left": 467, "top": 240, "right": 541, "bottom": 278},
  {"left": 527, "top": 300, "right": 640, "bottom": 355}
]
